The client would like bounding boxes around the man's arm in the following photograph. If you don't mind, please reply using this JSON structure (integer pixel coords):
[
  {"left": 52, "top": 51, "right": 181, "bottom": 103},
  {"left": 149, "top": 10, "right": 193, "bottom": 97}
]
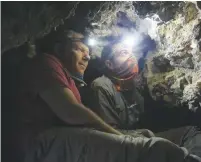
[
  {"left": 39, "top": 86, "right": 122, "bottom": 135},
  {"left": 90, "top": 86, "right": 119, "bottom": 126}
]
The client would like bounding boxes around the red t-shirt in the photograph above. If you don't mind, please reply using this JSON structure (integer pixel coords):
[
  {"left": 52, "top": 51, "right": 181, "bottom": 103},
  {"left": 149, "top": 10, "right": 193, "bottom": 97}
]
[{"left": 19, "top": 54, "right": 81, "bottom": 131}]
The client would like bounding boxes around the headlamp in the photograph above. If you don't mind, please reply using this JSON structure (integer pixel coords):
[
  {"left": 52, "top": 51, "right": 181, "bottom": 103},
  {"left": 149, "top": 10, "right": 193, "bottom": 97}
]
[
  {"left": 87, "top": 38, "right": 97, "bottom": 46},
  {"left": 122, "top": 36, "right": 135, "bottom": 47},
  {"left": 87, "top": 36, "right": 136, "bottom": 47}
]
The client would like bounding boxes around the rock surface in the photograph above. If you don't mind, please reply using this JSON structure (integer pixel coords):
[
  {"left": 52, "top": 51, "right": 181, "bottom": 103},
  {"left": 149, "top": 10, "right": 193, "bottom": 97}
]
[
  {"left": 145, "top": 2, "right": 201, "bottom": 111},
  {"left": 1, "top": 2, "right": 79, "bottom": 53},
  {"left": 1, "top": 1, "right": 201, "bottom": 111},
  {"left": 87, "top": 1, "right": 201, "bottom": 111}
]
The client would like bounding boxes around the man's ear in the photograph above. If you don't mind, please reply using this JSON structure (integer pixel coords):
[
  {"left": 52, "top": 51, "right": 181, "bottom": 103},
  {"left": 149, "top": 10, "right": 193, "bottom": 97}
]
[{"left": 105, "top": 60, "right": 113, "bottom": 70}]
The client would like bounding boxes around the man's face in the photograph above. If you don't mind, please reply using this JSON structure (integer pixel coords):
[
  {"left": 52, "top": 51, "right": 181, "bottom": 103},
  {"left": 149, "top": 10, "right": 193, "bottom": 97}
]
[
  {"left": 69, "top": 42, "right": 90, "bottom": 75},
  {"left": 106, "top": 43, "right": 133, "bottom": 70}
]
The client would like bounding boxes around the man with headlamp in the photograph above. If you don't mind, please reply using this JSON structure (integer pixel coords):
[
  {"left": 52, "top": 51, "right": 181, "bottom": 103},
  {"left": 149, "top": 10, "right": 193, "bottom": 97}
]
[
  {"left": 90, "top": 37, "right": 152, "bottom": 135},
  {"left": 18, "top": 30, "right": 124, "bottom": 161},
  {"left": 90, "top": 36, "right": 201, "bottom": 156}
]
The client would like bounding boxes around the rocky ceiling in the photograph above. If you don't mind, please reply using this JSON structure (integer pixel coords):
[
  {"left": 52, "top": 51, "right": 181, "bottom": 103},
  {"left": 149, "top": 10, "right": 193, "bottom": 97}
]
[
  {"left": 1, "top": 1, "right": 102, "bottom": 53},
  {"left": 1, "top": 1, "right": 191, "bottom": 54},
  {"left": 1, "top": 1, "right": 201, "bottom": 111}
]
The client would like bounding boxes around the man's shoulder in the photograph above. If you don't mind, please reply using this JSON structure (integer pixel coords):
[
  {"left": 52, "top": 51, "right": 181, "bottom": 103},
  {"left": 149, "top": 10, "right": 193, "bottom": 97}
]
[
  {"left": 24, "top": 53, "right": 69, "bottom": 80},
  {"left": 91, "top": 75, "right": 113, "bottom": 90},
  {"left": 27, "top": 53, "right": 65, "bottom": 75},
  {"left": 38, "top": 53, "right": 63, "bottom": 68}
]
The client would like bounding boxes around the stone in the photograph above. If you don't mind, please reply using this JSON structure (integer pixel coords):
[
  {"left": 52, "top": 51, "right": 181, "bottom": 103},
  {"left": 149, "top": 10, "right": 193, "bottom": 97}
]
[
  {"left": 170, "top": 57, "right": 194, "bottom": 69},
  {"left": 152, "top": 55, "right": 174, "bottom": 73},
  {"left": 165, "top": 75, "right": 176, "bottom": 87},
  {"left": 182, "top": 84, "right": 201, "bottom": 111},
  {"left": 184, "top": 2, "right": 199, "bottom": 23},
  {"left": 198, "top": 2, "right": 201, "bottom": 10}
]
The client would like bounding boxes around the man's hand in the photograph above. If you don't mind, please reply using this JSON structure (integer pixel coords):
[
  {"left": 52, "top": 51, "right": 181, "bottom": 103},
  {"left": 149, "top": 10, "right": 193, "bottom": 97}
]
[{"left": 39, "top": 86, "right": 123, "bottom": 135}]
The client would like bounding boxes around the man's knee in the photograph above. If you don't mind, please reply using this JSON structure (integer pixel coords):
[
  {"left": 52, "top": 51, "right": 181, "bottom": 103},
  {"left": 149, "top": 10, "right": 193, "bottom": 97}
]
[
  {"left": 156, "top": 126, "right": 193, "bottom": 145},
  {"left": 136, "top": 129, "right": 155, "bottom": 138}
]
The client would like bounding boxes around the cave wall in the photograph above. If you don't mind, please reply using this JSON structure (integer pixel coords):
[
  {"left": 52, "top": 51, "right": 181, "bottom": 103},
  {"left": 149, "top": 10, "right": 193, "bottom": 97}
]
[
  {"left": 1, "top": 2, "right": 79, "bottom": 53},
  {"left": 1, "top": 1, "right": 201, "bottom": 121},
  {"left": 1, "top": 1, "right": 201, "bottom": 120},
  {"left": 1, "top": 1, "right": 102, "bottom": 54},
  {"left": 145, "top": 2, "right": 201, "bottom": 111},
  {"left": 86, "top": 1, "right": 201, "bottom": 112}
]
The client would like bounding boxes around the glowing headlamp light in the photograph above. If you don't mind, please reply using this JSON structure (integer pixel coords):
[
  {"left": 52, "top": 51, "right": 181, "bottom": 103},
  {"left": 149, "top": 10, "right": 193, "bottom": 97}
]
[
  {"left": 122, "top": 36, "right": 135, "bottom": 47},
  {"left": 87, "top": 35, "right": 137, "bottom": 48},
  {"left": 88, "top": 38, "right": 97, "bottom": 46}
]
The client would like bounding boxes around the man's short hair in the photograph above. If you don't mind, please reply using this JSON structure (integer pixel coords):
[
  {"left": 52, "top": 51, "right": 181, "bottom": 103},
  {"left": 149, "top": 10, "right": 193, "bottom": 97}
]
[
  {"left": 39, "top": 30, "right": 85, "bottom": 54},
  {"left": 53, "top": 30, "right": 85, "bottom": 56},
  {"left": 55, "top": 30, "right": 84, "bottom": 45}
]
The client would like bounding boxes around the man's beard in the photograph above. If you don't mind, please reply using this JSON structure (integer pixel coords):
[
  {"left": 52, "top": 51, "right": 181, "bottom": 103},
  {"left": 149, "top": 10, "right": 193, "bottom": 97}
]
[{"left": 110, "top": 56, "right": 139, "bottom": 79}]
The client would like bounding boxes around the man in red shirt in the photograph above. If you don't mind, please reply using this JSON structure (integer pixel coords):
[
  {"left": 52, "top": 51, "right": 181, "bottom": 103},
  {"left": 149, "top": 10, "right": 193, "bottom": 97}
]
[
  {"left": 18, "top": 30, "right": 201, "bottom": 162},
  {"left": 18, "top": 30, "right": 121, "bottom": 159},
  {"left": 20, "top": 30, "right": 123, "bottom": 131}
]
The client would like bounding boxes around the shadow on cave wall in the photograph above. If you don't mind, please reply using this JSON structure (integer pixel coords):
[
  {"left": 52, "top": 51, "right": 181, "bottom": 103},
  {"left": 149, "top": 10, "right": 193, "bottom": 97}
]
[
  {"left": 1, "top": 2, "right": 101, "bottom": 161},
  {"left": 2, "top": 46, "right": 28, "bottom": 162}
]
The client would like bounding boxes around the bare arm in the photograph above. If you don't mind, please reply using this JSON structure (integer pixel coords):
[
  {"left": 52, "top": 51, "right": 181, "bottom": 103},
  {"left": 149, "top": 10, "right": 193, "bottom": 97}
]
[{"left": 39, "top": 87, "right": 122, "bottom": 135}]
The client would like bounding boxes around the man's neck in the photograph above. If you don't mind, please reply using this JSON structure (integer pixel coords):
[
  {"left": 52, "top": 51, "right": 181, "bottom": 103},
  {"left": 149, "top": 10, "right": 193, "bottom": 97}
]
[{"left": 109, "top": 75, "right": 135, "bottom": 92}]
